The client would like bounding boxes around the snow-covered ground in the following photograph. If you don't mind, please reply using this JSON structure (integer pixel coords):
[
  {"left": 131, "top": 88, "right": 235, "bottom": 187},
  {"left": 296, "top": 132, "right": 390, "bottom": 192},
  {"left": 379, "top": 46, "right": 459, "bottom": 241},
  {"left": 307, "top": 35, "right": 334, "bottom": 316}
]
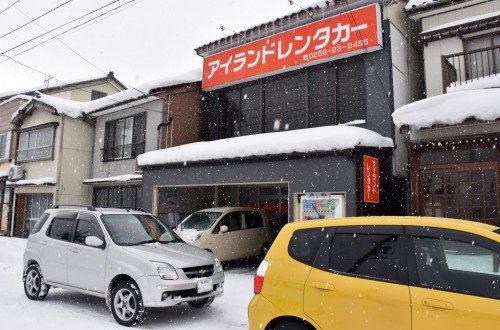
[{"left": 0, "top": 236, "right": 256, "bottom": 329}]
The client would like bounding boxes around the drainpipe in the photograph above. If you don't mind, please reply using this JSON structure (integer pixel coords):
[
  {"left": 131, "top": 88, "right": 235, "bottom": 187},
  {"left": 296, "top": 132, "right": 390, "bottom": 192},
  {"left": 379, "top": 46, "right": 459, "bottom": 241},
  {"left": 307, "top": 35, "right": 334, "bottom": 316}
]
[
  {"left": 55, "top": 116, "right": 65, "bottom": 205},
  {"left": 157, "top": 95, "right": 173, "bottom": 148}
]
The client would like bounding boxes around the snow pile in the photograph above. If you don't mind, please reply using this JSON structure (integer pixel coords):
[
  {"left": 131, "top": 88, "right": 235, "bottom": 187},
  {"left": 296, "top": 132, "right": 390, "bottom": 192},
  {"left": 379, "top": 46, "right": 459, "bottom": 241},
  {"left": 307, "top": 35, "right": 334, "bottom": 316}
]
[
  {"left": 83, "top": 174, "right": 142, "bottom": 183},
  {"left": 137, "top": 125, "right": 394, "bottom": 166},
  {"left": 7, "top": 177, "right": 56, "bottom": 186},
  {"left": 447, "top": 75, "right": 500, "bottom": 93},
  {"left": 405, "top": 0, "right": 442, "bottom": 11},
  {"left": 392, "top": 88, "right": 500, "bottom": 129},
  {"left": 0, "top": 171, "right": 8, "bottom": 177}
]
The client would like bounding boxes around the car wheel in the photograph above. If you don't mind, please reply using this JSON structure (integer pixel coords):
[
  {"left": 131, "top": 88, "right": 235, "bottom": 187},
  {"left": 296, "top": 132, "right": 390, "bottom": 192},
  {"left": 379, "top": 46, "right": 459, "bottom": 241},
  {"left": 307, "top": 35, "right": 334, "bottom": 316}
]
[
  {"left": 273, "top": 321, "right": 311, "bottom": 330},
  {"left": 24, "top": 264, "right": 50, "bottom": 300},
  {"left": 187, "top": 296, "right": 215, "bottom": 308},
  {"left": 111, "top": 281, "right": 147, "bottom": 326}
]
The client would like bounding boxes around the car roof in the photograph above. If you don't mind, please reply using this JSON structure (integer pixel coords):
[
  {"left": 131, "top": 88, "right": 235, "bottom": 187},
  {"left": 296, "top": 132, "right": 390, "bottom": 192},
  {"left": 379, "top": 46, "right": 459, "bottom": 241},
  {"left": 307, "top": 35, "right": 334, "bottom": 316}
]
[
  {"left": 47, "top": 206, "right": 150, "bottom": 215},
  {"left": 284, "top": 216, "right": 500, "bottom": 236},
  {"left": 195, "top": 207, "right": 262, "bottom": 213}
]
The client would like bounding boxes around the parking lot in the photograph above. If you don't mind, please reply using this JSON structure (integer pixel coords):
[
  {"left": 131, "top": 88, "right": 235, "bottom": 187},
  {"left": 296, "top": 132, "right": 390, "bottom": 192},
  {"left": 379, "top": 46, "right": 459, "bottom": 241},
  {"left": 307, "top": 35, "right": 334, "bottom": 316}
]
[{"left": 0, "top": 236, "right": 257, "bottom": 329}]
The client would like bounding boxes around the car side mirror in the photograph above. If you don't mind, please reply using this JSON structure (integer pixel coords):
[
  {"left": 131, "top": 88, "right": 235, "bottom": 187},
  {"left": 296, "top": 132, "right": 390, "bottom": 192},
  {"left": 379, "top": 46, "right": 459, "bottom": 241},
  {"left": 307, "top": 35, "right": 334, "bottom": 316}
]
[
  {"left": 85, "top": 236, "right": 104, "bottom": 247},
  {"left": 220, "top": 225, "right": 229, "bottom": 234}
]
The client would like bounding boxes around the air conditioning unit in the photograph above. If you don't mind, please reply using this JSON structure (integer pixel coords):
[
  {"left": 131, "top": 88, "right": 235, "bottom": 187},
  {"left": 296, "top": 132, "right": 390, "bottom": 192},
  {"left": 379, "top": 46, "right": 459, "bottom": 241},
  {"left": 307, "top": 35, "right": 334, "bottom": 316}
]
[{"left": 8, "top": 165, "right": 25, "bottom": 181}]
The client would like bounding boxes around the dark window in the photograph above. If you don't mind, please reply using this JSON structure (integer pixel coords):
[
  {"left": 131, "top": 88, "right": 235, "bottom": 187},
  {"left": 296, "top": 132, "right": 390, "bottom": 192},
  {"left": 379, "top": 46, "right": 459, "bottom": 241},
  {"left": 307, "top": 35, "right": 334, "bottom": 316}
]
[
  {"left": 17, "top": 126, "right": 55, "bottom": 162},
  {"left": 91, "top": 90, "right": 107, "bottom": 100},
  {"left": 244, "top": 211, "right": 263, "bottom": 229},
  {"left": 47, "top": 218, "right": 75, "bottom": 241},
  {"left": 95, "top": 186, "right": 141, "bottom": 209},
  {"left": 74, "top": 214, "right": 104, "bottom": 245},
  {"left": 30, "top": 213, "right": 50, "bottom": 235},
  {"left": 219, "top": 212, "right": 242, "bottom": 232},
  {"left": 102, "top": 113, "right": 145, "bottom": 161},
  {"left": 412, "top": 234, "right": 500, "bottom": 299},
  {"left": 289, "top": 228, "right": 329, "bottom": 266},
  {"left": 329, "top": 233, "right": 402, "bottom": 282},
  {"left": 308, "top": 66, "right": 335, "bottom": 127},
  {"left": 265, "top": 72, "right": 306, "bottom": 132},
  {"left": 337, "top": 59, "right": 366, "bottom": 124}
]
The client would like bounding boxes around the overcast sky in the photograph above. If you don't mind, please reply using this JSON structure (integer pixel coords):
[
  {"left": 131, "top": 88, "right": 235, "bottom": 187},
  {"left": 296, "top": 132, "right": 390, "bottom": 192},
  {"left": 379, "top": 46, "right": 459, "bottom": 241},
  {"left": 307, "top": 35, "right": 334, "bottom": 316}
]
[{"left": 0, "top": 0, "right": 321, "bottom": 94}]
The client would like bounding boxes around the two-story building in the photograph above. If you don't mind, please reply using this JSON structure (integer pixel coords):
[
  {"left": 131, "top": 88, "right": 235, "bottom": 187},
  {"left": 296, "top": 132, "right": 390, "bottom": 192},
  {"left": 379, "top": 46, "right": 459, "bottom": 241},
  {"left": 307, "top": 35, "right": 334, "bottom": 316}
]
[
  {"left": 139, "top": 0, "right": 425, "bottom": 229},
  {"left": 393, "top": 0, "right": 500, "bottom": 225},
  {"left": 83, "top": 69, "right": 203, "bottom": 228},
  {"left": 0, "top": 72, "right": 125, "bottom": 236}
]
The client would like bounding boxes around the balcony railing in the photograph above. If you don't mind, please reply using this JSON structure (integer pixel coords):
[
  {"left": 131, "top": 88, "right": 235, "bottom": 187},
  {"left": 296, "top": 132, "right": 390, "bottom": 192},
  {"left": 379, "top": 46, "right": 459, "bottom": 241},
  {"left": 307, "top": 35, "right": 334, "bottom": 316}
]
[
  {"left": 101, "top": 142, "right": 145, "bottom": 161},
  {"left": 442, "top": 44, "right": 500, "bottom": 92}
]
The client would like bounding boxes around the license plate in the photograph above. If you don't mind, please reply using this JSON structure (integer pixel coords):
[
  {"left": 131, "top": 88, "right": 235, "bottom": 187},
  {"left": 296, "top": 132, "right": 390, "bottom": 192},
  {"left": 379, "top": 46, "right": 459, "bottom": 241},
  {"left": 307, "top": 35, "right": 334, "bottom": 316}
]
[{"left": 196, "top": 278, "right": 213, "bottom": 293}]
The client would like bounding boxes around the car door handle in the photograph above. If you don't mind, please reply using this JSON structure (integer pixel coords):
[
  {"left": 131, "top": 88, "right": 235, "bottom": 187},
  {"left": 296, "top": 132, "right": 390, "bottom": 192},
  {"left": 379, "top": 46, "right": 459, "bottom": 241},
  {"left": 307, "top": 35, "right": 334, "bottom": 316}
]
[
  {"left": 69, "top": 247, "right": 79, "bottom": 253},
  {"left": 422, "top": 299, "right": 454, "bottom": 310},
  {"left": 311, "top": 281, "right": 335, "bottom": 291},
  {"left": 41, "top": 241, "right": 47, "bottom": 246}
]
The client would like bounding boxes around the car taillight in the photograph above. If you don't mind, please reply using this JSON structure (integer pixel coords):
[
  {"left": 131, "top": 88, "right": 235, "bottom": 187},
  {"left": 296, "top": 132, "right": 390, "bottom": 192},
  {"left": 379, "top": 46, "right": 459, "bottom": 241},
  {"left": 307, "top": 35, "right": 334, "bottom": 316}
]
[{"left": 254, "top": 260, "right": 269, "bottom": 294}]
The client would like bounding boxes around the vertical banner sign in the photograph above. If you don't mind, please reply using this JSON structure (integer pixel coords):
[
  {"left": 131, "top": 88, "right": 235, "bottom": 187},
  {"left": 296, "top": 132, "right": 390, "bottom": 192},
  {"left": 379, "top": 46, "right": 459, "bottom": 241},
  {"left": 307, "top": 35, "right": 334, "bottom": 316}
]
[
  {"left": 202, "top": 4, "right": 383, "bottom": 90},
  {"left": 363, "top": 155, "right": 379, "bottom": 203}
]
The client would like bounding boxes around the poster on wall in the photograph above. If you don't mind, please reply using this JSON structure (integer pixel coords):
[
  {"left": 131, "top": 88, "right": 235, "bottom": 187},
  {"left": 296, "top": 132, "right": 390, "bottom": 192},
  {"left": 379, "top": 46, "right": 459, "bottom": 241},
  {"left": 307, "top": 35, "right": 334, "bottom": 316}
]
[
  {"left": 299, "top": 192, "right": 345, "bottom": 220},
  {"left": 363, "top": 155, "right": 379, "bottom": 203},
  {"left": 165, "top": 188, "right": 179, "bottom": 207}
]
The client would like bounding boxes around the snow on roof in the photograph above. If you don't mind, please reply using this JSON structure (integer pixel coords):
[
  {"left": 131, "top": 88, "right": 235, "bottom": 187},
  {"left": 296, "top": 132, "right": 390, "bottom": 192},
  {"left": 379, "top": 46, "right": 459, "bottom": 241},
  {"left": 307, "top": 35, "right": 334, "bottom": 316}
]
[
  {"left": 421, "top": 10, "right": 500, "bottom": 34},
  {"left": 7, "top": 177, "right": 56, "bottom": 186},
  {"left": 447, "top": 75, "right": 500, "bottom": 93},
  {"left": 0, "top": 172, "right": 8, "bottom": 178},
  {"left": 137, "top": 125, "right": 394, "bottom": 167},
  {"left": 405, "top": 0, "right": 442, "bottom": 11},
  {"left": 9, "top": 68, "right": 202, "bottom": 120},
  {"left": 83, "top": 174, "right": 142, "bottom": 184},
  {"left": 392, "top": 88, "right": 500, "bottom": 129}
]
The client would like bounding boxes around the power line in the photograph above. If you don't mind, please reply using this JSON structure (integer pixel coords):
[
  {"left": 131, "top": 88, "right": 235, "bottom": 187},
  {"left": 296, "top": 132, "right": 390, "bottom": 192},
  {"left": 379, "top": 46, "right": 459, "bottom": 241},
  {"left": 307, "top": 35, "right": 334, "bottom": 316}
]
[
  {"left": 1, "top": 54, "right": 165, "bottom": 116},
  {"left": 0, "top": 0, "right": 20, "bottom": 16},
  {"left": 1, "top": 0, "right": 121, "bottom": 54},
  {"left": 0, "top": 0, "right": 147, "bottom": 96},
  {"left": 0, "top": 0, "right": 73, "bottom": 40}
]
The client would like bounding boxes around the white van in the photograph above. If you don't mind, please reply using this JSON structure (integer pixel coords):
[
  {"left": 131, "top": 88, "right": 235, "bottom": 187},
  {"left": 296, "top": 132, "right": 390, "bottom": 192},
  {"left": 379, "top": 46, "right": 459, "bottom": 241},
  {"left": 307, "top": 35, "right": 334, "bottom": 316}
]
[{"left": 175, "top": 207, "right": 273, "bottom": 262}]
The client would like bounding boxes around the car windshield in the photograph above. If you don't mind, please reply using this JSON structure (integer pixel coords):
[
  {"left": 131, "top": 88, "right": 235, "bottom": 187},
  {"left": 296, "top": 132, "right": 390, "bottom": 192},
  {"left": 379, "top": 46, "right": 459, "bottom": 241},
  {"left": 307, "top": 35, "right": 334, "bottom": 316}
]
[
  {"left": 101, "top": 213, "right": 182, "bottom": 246},
  {"left": 180, "top": 212, "right": 222, "bottom": 231}
]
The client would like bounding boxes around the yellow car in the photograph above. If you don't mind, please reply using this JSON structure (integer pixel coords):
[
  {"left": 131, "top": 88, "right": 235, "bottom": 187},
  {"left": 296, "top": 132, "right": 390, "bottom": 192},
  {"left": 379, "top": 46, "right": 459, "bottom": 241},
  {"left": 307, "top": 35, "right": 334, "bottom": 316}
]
[{"left": 248, "top": 216, "right": 500, "bottom": 330}]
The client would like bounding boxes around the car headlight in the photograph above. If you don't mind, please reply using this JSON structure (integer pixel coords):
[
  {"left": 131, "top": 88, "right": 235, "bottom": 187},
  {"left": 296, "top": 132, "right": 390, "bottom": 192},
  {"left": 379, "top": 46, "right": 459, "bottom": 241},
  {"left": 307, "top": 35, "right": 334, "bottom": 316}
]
[
  {"left": 152, "top": 262, "right": 178, "bottom": 280},
  {"left": 214, "top": 257, "right": 223, "bottom": 273}
]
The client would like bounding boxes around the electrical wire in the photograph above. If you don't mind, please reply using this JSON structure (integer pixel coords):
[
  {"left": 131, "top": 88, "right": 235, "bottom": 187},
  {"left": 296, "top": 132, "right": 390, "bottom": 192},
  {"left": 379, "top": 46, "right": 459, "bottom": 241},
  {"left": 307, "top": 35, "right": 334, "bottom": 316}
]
[
  {"left": 3, "top": 0, "right": 147, "bottom": 96},
  {"left": 0, "top": 0, "right": 20, "bottom": 16},
  {"left": 0, "top": 0, "right": 73, "bottom": 40},
  {"left": 1, "top": 0, "right": 121, "bottom": 54}
]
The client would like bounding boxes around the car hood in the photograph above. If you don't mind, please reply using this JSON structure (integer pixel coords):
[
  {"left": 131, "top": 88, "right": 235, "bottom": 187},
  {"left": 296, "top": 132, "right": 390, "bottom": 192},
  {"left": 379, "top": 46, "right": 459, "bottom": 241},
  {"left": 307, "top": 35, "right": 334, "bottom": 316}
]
[
  {"left": 175, "top": 230, "right": 204, "bottom": 242},
  {"left": 122, "top": 242, "right": 214, "bottom": 268}
]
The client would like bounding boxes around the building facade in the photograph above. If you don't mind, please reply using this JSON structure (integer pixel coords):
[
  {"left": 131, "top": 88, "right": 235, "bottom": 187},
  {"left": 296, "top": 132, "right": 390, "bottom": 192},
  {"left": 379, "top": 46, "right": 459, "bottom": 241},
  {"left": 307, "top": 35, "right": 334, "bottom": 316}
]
[
  {"left": 394, "top": 0, "right": 500, "bottom": 225},
  {"left": 140, "top": 0, "right": 424, "bottom": 230}
]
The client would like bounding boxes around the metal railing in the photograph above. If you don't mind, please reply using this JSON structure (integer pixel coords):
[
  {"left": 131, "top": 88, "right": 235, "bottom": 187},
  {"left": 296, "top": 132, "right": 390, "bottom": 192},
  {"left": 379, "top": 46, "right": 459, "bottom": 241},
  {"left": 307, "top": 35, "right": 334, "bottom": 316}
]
[
  {"left": 101, "top": 142, "right": 145, "bottom": 161},
  {"left": 442, "top": 44, "right": 500, "bottom": 92}
]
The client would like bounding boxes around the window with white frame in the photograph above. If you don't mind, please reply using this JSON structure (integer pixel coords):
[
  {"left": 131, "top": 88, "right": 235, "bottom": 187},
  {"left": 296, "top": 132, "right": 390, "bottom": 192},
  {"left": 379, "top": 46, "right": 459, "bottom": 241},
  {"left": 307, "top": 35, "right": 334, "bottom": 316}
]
[
  {"left": 0, "top": 132, "right": 10, "bottom": 161},
  {"left": 17, "top": 126, "right": 55, "bottom": 162}
]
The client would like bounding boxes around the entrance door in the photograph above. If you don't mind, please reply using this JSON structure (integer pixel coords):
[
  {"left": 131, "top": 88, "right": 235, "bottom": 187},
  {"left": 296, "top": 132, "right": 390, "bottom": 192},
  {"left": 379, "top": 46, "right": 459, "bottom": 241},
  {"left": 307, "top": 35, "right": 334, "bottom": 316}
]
[
  {"left": 24, "top": 194, "right": 53, "bottom": 237},
  {"left": 419, "top": 163, "right": 499, "bottom": 225}
]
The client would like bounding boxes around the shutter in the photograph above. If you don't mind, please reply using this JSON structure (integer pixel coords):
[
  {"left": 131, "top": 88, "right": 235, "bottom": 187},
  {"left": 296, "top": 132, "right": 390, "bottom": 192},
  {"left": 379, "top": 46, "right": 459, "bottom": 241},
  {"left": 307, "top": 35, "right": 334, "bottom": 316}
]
[
  {"left": 132, "top": 113, "right": 145, "bottom": 156},
  {"left": 104, "top": 121, "right": 115, "bottom": 160}
]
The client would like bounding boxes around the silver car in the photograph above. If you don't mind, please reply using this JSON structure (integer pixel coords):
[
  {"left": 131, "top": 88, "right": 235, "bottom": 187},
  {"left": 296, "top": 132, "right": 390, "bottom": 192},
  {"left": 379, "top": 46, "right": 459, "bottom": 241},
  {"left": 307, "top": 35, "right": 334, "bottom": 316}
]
[{"left": 22, "top": 206, "right": 224, "bottom": 326}]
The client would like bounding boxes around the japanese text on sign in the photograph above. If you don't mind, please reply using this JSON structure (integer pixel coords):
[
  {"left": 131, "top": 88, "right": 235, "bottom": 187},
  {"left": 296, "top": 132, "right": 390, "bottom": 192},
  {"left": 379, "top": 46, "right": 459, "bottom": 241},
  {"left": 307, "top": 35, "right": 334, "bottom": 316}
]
[
  {"left": 363, "top": 155, "right": 379, "bottom": 203},
  {"left": 202, "top": 4, "right": 382, "bottom": 90}
]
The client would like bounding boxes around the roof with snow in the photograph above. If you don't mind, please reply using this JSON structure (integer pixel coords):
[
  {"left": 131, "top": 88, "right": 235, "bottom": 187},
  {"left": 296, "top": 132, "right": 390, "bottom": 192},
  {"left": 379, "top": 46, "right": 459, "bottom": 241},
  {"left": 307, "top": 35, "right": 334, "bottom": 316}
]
[
  {"left": 0, "top": 72, "right": 126, "bottom": 102},
  {"left": 137, "top": 125, "right": 394, "bottom": 167},
  {"left": 392, "top": 88, "right": 500, "bottom": 129},
  {"left": 83, "top": 174, "right": 142, "bottom": 184},
  {"left": 7, "top": 68, "right": 202, "bottom": 123}
]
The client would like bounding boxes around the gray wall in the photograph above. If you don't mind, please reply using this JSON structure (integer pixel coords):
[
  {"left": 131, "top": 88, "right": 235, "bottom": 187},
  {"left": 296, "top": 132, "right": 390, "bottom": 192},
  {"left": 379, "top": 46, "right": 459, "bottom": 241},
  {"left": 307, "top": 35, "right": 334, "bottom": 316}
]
[{"left": 142, "top": 153, "right": 357, "bottom": 221}]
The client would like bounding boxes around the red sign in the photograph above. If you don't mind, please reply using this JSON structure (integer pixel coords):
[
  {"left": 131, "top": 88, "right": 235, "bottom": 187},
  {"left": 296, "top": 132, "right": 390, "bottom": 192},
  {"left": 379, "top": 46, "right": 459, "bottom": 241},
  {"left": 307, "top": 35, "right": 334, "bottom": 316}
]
[
  {"left": 202, "top": 4, "right": 382, "bottom": 90},
  {"left": 363, "top": 155, "right": 379, "bottom": 203}
]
